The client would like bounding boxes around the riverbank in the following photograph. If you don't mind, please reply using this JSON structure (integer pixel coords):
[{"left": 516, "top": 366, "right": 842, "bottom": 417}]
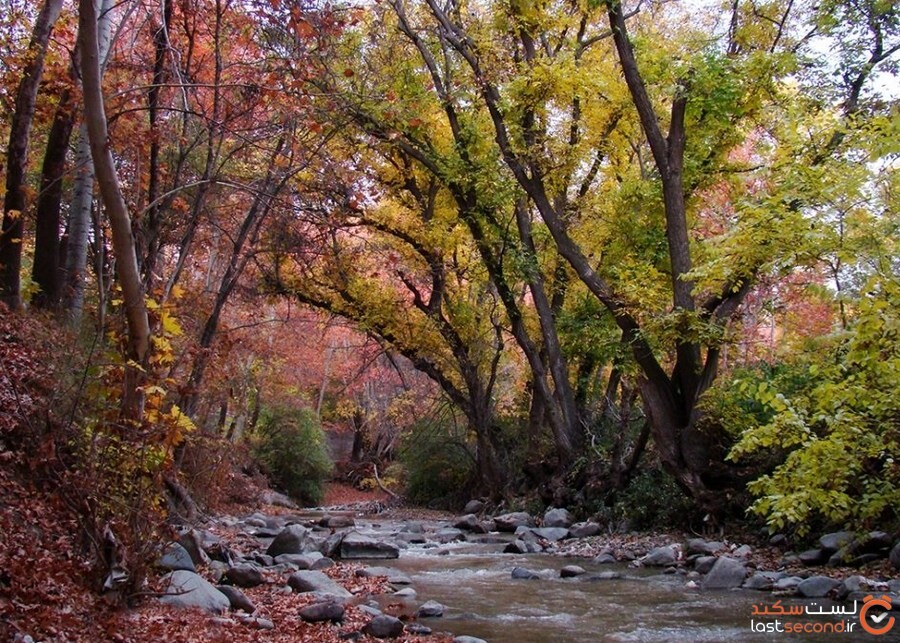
[{"left": 2, "top": 479, "right": 898, "bottom": 642}]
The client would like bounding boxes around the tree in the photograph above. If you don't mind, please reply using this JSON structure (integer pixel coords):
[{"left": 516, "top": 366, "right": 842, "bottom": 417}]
[
  {"left": 78, "top": 0, "right": 150, "bottom": 410},
  {"left": 0, "top": 0, "right": 63, "bottom": 310}
]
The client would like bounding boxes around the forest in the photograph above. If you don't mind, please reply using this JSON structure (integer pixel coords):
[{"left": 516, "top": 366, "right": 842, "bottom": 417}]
[{"left": 0, "top": 0, "right": 898, "bottom": 639}]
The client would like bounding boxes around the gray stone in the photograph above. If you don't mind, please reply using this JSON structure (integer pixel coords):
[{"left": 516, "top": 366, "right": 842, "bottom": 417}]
[
  {"left": 158, "top": 543, "right": 196, "bottom": 572},
  {"left": 890, "top": 542, "right": 900, "bottom": 570},
  {"left": 560, "top": 565, "right": 586, "bottom": 578},
  {"left": 266, "top": 525, "right": 316, "bottom": 557},
  {"left": 857, "top": 531, "right": 893, "bottom": 553},
  {"left": 287, "top": 570, "right": 351, "bottom": 598},
  {"left": 769, "top": 534, "right": 788, "bottom": 548},
  {"left": 224, "top": 564, "right": 264, "bottom": 588},
  {"left": 407, "top": 623, "right": 432, "bottom": 635},
  {"left": 298, "top": 601, "right": 344, "bottom": 623},
  {"left": 319, "top": 514, "right": 355, "bottom": 529},
  {"left": 849, "top": 553, "right": 881, "bottom": 567},
  {"left": 732, "top": 545, "right": 753, "bottom": 558},
  {"left": 642, "top": 545, "right": 678, "bottom": 567},
  {"left": 251, "top": 553, "right": 274, "bottom": 567},
  {"left": 453, "top": 514, "right": 481, "bottom": 531},
  {"left": 797, "top": 575, "right": 841, "bottom": 598},
  {"left": 504, "top": 540, "right": 528, "bottom": 554},
  {"left": 701, "top": 556, "right": 747, "bottom": 590},
  {"left": 417, "top": 600, "right": 445, "bottom": 617},
  {"left": 743, "top": 573, "right": 775, "bottom": 591},
  {"left": 798, "top": 548, "right": 828, "bottom": 566},
  {"left": 592, "top": 552, "right": 617, "bottom": 565},
  {"left": 236, "top": 615, "right": 274, "bottom": 630},
  {"left": 356, "top": 567, "right": 412, "bottom": 585},
  {"left": 340, "top": 531, "right": 400, "bottom": 559},
  {"left": 686, "top": 539, "right": 725, "bottom": 556},
  {"left": 511, "top": 566, "right": 541, "bottom": 580},
  {"left": 819, "top": 531, "right": 854, "bottom": 554},
  {"left": 274, "top": 552, "right": 324, "bottom": 570},
  {"left": 217, "top": 585, "right": 255, "bottom": 613},
  {"left": 569, "top": 522, "right": 602, "bottom": 538},
  {"left": 453, "top": 637, "right": 488, "bottom": 643},
  {"left": 159, "top": 570, "right": 230, "bottom": 614},
  {"left": 260, "top": 489, "right": 297, "bottom": 508},
  {"left": 463, "top": 500, "right": 485, "bottom": 514},
  {"left": 393, "top": 587, "right": 417, "bottom": 599},
  {"left": 586, "top": 571, "right": 623, "bottom": 580},
  {"left": 516, "top": 526, "right": 569, "bottom": 542},
  {"left": 543, "top": 507, "right": 575, "bottom": 528},
  {"left": 177, "top": 530, "right": 211, "bottom": 567},
  {"left": 774, "top": 576, "right": 803, "bottom": 591},
  {"left": 494, "top": 512, "right": 535, "bottom": 532},
  {"left": 363, "top": 614, "right": 404, "bottom": 638},
  {"left": 433, "top": 528, "right": 467, "bottom": 543},
  {"left": 319, "top": 532, "right": 345, "bottom": 558}
]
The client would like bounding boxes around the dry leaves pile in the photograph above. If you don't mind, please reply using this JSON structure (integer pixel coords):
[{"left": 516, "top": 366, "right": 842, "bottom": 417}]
[{"left": 0, "top": 472, "right": 453, "bottom": 642}]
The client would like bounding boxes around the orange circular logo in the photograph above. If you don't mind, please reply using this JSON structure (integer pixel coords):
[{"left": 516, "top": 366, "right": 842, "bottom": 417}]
[{"left": 860, "top": 594, "right": 895, "bottom": 636}]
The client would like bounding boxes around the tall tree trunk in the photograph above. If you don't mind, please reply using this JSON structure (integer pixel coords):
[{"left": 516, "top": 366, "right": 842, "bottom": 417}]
[
  {"left": 79, "top": 0, "right": 150, "bottom": 414},
  {"left": 0, "top": 0, "right": 64, "bottom": 310},
  {"left": 141, "top": 0, "right": 173, "bottom": 289},
  {"left": 63, "top": 0, "right": 114, "bottom": 323},
  {"left": 32, "top": 84, "right": 76, "bottom": 309}
]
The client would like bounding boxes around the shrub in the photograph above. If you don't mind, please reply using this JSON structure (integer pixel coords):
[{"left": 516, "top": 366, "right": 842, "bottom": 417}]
[
  {"left": 251, "top": 405, "right": 333, "bottom": 505},
  {"left": 399, "top": 411, "right": 475, "bottom": 509},
  {"left": 729, "top": 276, "right": 900, "bottom": 536},
  {"left": 613, "top": 467, "right": 698, "bottom": 531}
]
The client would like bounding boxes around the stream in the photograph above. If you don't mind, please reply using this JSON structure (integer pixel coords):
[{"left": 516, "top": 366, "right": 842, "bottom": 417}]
[{"left": 297, "top": 513, "right": 891, "bottom": 642}]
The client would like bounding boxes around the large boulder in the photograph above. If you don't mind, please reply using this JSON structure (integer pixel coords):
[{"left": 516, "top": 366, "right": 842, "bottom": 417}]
[
  {"left": 298, "top": 601, "right": 344, "bottom": 623},
  {"left": 701, "top": 557, "right": 747, "bottom": 590},
  {"left": 217, "top": 585, "right": 255, "bottom": 613},
  {"left": 224, "top": 564, "right": 265, "bottom": 588},
  {"left": 819, "top": 531, "right": 854, "bottom": 554},
  {"left": 454, "top": 514, "right": 481, "bottom": 531},
  {"left": 641, "top": 545, "right": 678, "bottom": 567},
  {"left": 363, "top": 614, "right": 405, "bottom": 638},
  {"left": 274, "top": 552, "right": 325, "bottom": 570},
  {"left": 158, "top": 543, "right": 196, "bottom": 572},
  {"left": 287, "top": 570, "right": 352, "bottom": 599},
  {"left": 797, "top": 576, "right": 841, "bottom": 598},
  {"left": 159, "top": 570, "right": 230, "bottom": 613},
  {"left": 339, "top": 531, "right": 400, "bottom": 559},
  {"left": 319, "top": 514, "right": 355, "bottom": 529},
  {"left": 569, "top": 522, "right": 602, "bottom": 538},
  {"left": 543, "top": 507, "right": 575, "bottom": 528},
  {"left": 266, "top": 525, "right": 317, "bottom": 557},
  {"left": 686, "top": 539, "right": 725, "bottom": 556},
  {"left": 418, "top": 600, "right": 445, "bottom": 618},
  {"left": 511, "top": 567, "right": 541, "bottom": 580},
  {"left": 493, "top": 512, "right": 535, "bottom": 532},
  {"left": 463, "top": 500, "right": 485, "bottom": 515},
  {"left": 516, "top": 526, "right": 569, "bottom": 542}
]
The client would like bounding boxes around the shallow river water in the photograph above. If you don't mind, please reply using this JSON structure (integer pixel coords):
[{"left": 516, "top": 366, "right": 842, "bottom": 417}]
[{"left": 338, "top": 516, "right": 897, "bottom": 643}]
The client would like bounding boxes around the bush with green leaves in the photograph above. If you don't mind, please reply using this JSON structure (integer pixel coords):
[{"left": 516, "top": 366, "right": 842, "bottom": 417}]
[
  {"left": 728, "top": 276, "right": 900, "bottom": 536},
  {"left": 398, "top": 410, "right": 475, "bottom": 509},
  {"left": 613, "top": 466, "right": 698, "bottom": 531},
  {"left": 252, "top": 405, "right": 333, "bottom": 505}
]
